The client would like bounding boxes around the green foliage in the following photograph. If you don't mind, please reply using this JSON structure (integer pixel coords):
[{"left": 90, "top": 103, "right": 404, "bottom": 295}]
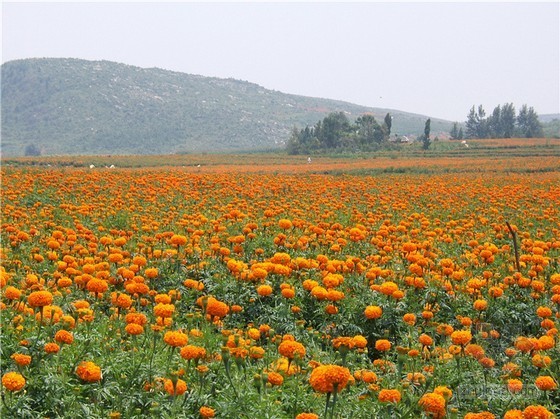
[
  {"left": 286, "top": 112, "right": 392, "bottom": 155},
  {"left": 465, "top": 103, "right": 544, "bottom": 139},
  {"left": 1, "top": 58, "right": 455, "bottom": 156}
]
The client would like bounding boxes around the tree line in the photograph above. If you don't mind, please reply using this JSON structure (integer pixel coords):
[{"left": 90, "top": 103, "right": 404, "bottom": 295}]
[
  {"left": 451, "top": 103, "right": 543, "bottom": 140},
  {"left": 286, "top": 112, "right": 394, "bottom": 155}
]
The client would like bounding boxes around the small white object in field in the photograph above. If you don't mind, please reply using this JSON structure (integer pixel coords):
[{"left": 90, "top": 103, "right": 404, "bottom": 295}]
[{"left": 89, "top": 164, "right": 95, "bottom": 169}]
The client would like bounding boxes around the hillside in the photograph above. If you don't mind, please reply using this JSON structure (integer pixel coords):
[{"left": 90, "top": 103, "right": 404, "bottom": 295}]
[{"left": 1, "top": 58, "right": 454, "bottom": 156}]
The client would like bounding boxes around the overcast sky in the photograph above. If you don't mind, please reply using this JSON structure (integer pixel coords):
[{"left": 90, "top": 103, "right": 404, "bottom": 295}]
[{"left": 2, "top": 1, "right": 559, "bottom": 121}]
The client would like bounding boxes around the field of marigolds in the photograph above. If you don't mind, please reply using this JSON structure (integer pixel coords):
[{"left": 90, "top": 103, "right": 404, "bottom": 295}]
[{"left": 1, "top": 140, "right": 560, "bottom": 418}]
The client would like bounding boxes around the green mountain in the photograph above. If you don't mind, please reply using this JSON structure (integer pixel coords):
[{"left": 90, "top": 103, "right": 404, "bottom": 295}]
[{"left": 1, "top": 58, "right": 454, "bottom": 156}]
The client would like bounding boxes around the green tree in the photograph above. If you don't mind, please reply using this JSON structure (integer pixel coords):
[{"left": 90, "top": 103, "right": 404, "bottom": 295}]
[
  {"left": 384, "top": 113, "right": 392, "bottom": 137},
  {"left": 320, "top": 112, "right": 351, "bottom": 148},
  {"left": 24, "top": 143, "right": 41, "bottom": 156},
  {"left": 517, "top": 104, "right": 543, "bottom": 138},
  {"left": 501, "top": 103, "right": 516, "bottom": 138},
  {"left": 488, "top": 105, "right": 502, "bottom": 138},
  {"left": 450, "top": 122, "right": 460, "bottom": 140},
  {"left": 419, "top": 118, "right": 431, "bottom": 150}
]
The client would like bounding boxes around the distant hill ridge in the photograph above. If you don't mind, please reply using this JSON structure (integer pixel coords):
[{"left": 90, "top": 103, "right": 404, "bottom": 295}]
[{"left": 1, "top": 58, "right": 454, "bottom": 156}]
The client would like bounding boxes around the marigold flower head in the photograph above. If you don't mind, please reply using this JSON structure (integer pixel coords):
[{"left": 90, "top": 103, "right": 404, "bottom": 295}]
[
  {"left": 180, "top": 345, "right": 206, "bottom": 360},
  {"left": 309, "top": 364, "right": 351, "bottom": 393},
  {"left": 125, "top": 323, "right": 144, "bottom": 335},
  {"left": 2, "top": 371, "right": 26, "bottom": 392},
  {"left": 503, "top": 410, "right": 523, "bottom": 419},
  {"left": 163, "top": 378, "right": 187, "bottom": 396},
  {"left": 163, "top": 330, "right": 188, "bottom": 347},
  {"left": 296, "top": 414, "right": 319, "bottom": 419},
  {"left": 205, "top": 297, "right": 229, "bottom": 318},
  {"left": 257, "top": 284, "right": 273, "bottom": 297},
  {"left": 375, "top": 339, "right": 391, "bottom": 352},
  {"left": 199, "top": 406, "right": 216, "bottom": 418},
  {"left": 154, "top": 303, "right": 175, "bottom": 318},
  {"left": 403, "top": 313, "right": 417, "bottom": 325},
  {"left": 364, "top": 305, "right": 383, "bottom": 319},
  {"left": 522, "top": 405, "right": 554, "bottom": 419},
  {"left": 278, "top": 340, "right": 306, "bottom": 360},
  {"left": 535, "top": 375, "right": 557, "bottom": 391},
  {"left": 76, "top": 361, "right": 102, "bottom": 382},
  {"left": 267, "top": 371, "right": 284, "bottom": 386},
  {"left": 27, "top": 290, "right": 53, "bottom": 307},
  {"left": 44, "top": 342, "right": 60, "bottom": 354},
  {"left": 507, "top": 379, "right": 523, "bottom": 394},
  {"left": 4, "top": 286, "right": 22, "bottom": 300},
  {"left": 418, "top": 392, "right": 446, "bottom": 417},
  {"left": 419, "top": 333, "right": 433, "bottom": 347},
  {"left": 450, "top": 330, "right": 472, "bottom": 346},
  {"left": 378, "top": 388, "right": 401, "bottom": 403},
  {"left": 11, "top": 353, "right": 31, "bottom": 368}
]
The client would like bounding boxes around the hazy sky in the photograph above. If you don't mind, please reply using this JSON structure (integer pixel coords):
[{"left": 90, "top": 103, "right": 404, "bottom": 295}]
[{"left": 2, "top": 1, "right": 559, "bottom": 121}]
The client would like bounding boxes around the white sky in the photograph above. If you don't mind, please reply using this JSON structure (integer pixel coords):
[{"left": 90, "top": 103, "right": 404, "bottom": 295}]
[{"left": 2, "top": 1, "right": 559, "bottom": 121}]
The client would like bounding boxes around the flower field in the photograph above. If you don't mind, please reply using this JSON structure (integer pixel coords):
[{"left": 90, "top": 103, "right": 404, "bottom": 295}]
[{"left": 1, "top": 150, "right": 559, "bottom": 418}]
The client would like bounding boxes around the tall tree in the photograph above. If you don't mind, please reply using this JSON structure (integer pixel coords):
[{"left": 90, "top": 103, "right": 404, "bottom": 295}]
[
  {"left": 465, "top": 106, "right": 479, "bottom": 139},
  {"left": 517, "top": 105, "right": 543, "bottom": 138},
  {"left": 488, "top": 105, "right": 502, "bottom": 138},
  {"left": 450, "top": 122, "right": 460, "bottom": 140},
  {"left": 384, "top": 113, "right": 392, "bottom": 137},
  {"left": 420, "top": 118, "right": 431, "bottom": 150},
  {"left": 501, "top": 103, "right": 516, "bottom": 138}
]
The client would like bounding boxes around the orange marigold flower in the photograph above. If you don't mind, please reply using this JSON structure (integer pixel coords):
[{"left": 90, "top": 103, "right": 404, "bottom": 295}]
[
  {"left": 2, "top": 371, "right": 26, "bottom": 391},
  {"left": 199, "top": 406, "right": 216, "bottom": 418},
  {"left": 144, "top": 268, "right": 158, "bottom": 279},
  {"left": 418, "top": 392, "right": 446, "bottom": 417},
  {"left": 163, "top": 378, "right": 187, "bottom": 396},
  {"left": 309, "top": 364, "right": 351, "bottom": 394},
  {"left": 507, "top": 379, "right": 523, "bottom": 394},
  {"left": 403, "top": 313, "right": 417, "bottom": 326},
  {"left": 180, "top": 345, "right": 206, "bottom": 360},
  {"left": 352, "top": 335, "right": 368, "bottom": 349},
  {"left": 27, "top": 290, "right": 53, "bottom": 308},
  {"left": 163, "top": 330, "right": 188, "bottom": 347},
  {"left": 205, "top": 297, "right": 229, "bottom": 318},
  {"left": 464, "top": 344, "right": 485, "bottom": 359},
  {"left": 473, "top": 299, "right": 488, "bottom": 311},
  {"left": 278, "top": 340, "right": 306, "bottom": 360},
  {"left": 419, "top": 334, "right": 433, "bottom": 347},
  {"left": 296, "top": 414, "right": 319, "bottom": 419},
  {"left": 154, "top": 303, "right": 175, "bottom": 318},
  {"left": 4, "top": 286, "right": 22, "bottom": 300},
  {"left": 536, "top": 306, "right": 553, "bottom": 318},
  {"left": 10, "top": 353, "right": 31, "bottom": 367},
  {"left": 267, "top": 371, "right": 284, "bottom": 386},
  {"left": 503, "top": 410, "right": 523, "bottom": 419},
  {"left": 125, "top": 323, "right": 144, "bottom": 335},
  {"left": 44, "top": 342, "right": 60, "bottom": 354},
  {"left": 379, "top": 281, "right": 399, "bottom": 296},
  {"left": 450, "top": 330, "right": 472, "bottom": 346},
  {"left": 375, "top": 339, "right": 391, "bottom": 352},
  {"left": 364, "top": 305, "right": 383, "bottom": 319},
  {"left": 86, "top": 278, "right": 108, "bottom": 294},
  {"left": 378, "top": 388, "right": 401, "bottom": 403},
  {"left": 169, "top": 234, "right": 188, "bottom": 247},
  {"left": 535, "top": 375, "right": 557, "bottom": 391},
  {"left": 257, "top": 284, "right": 273, "bottom": 297},
  {"left": 76, "top": 361, "right": 102, "bottom": 382},
  {"left": 522, "top": 405, "right": 553, "bottom": 419},
  {"left": 125, "top": 312, "right": 148, "bottom": 325}
]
